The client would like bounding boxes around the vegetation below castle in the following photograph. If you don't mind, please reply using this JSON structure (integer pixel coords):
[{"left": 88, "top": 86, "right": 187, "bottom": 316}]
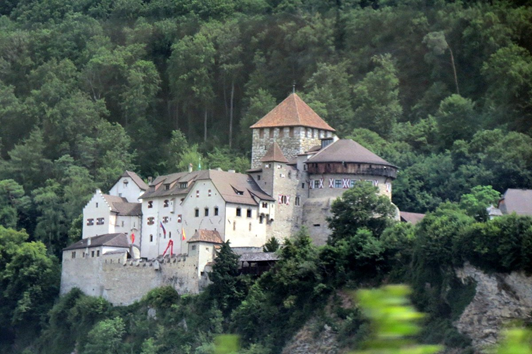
[{"left": 0, "top": 0, "right": 532, "bottom": 352}]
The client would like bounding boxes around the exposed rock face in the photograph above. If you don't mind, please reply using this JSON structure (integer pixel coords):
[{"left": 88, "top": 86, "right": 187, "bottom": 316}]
[
  {"left": 281, "top": 320, "right": 339, "bottom": 354},
  {"left": 455, "top": 263, "right": 532, "bottom": 351}
]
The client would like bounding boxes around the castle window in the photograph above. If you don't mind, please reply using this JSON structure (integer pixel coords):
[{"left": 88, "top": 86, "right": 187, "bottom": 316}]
[
  {"left": 123, "top": 179, "right": 129, "bottom": 187},
  {"left": 236, "top": 208, "right": 241, "bottom": 217},
  {"left": 165, "top": 184, "right": 170, "bottom": 190},
  {"left": 259, "top": 129, "right": 264, "bottom": 138},
  {"left": 169, "top": 232, "right": 172, "bottom": 239},
  {"left": 259, "top": 215, "right": 264, "bottom": 224},
  {"left": 97, "top": 250, "right": 100, "bottom": 257},
  {"left": 249, "top": 222, "right": 252, "bottom": 231},
  {"left": 262, "top": 202, "right": 268, "bottom": 208},
  {"left": 96, "top": 202, "right": 98, "bottom": 208},
  {"left": 208, "top": 189, "right": 212, "bottom": 197},
  {"left": 96, "top": 217, "right": 104, "bottom": 225},
  {"left": 180, "top": 182, "right": 187, "bottom": 189},
  {"left": 288, "top": 172, "right": 291, "bottom": 179},
  {"left": 301, "top": 183, "right": 305, "bottom": 189},
  {"left": 258, "top": 175, "right": 261, "bottom": 180},
  {"left": 150, "top": 234, "right": 153, "bottom": 242},
  {"left": 72, "top": 252, "right": 76, "bottom": 259},
  {"left": 214, "top": 207, "right": 219, "bottom": 216},
  {"left": 314, "top": 180, "right": 320, "bottom": 188},
  {"left": 289, "top": 127, "right": 294, "bottom": 137},
  {"left": 295, "top": 197, "right": 300, "bottom": 206},
  {"left": 87, "top": 218, "right": 94, "bottom": 226},
  {"left": 162, "top": 216, "right": 169, "bottom": 223},
  {"left": 196, "top": 190, "right": 200, "bottom": 198},
  {"left": 147, "top": 217, "right": 154, "bottom": 225},
  {"left": 313, "top": 224, "right": 321, "bottom": 227},
  {"left": 265, "top": 164, "right": 270, "bottom": 169},
  {"left": 148, "top": 201, "right": 153, "bottom": 208},
  {"left": 334, "top": 180, "right": 342, "bottom": 188},
  {"left": 177, "top": 214, "right": 182, "bottom": 223},
  {"left": 195, "top": 208, "right": 199, "bottom": 217},
  {"left": 246, "top": 209, "right": 252, "bottom": 218},
  {"left": 191, "top": 245, "right": 196, "bottom": 251},
  {"left": 164, "top": 200, "right": 169, "bottom": 207},
  {"left": 233, "top": 221, "right": 236, "bottom": 231},
  {"left": 91, "top": 251, "right": 95, "bottom": 257},
  {"left": 204, "top": 208, "right": 209, "bottom": 216},
  {"left": 351, "top": 179, "right": 356, "bottom": 187}
]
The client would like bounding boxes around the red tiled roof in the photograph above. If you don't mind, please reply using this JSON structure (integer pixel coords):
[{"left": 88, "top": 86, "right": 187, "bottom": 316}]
[
  {"left": 250, "top": 93, "right": 335, "bottom": 131},
  {"left": 260, "top": 142, "right": 288, "bottom": 163},
  {"left": 307, "top": 139, "right": 395, "bottom": 167},
  {"left": 187, "top": 229, "right": 223, "bottom": 244}
]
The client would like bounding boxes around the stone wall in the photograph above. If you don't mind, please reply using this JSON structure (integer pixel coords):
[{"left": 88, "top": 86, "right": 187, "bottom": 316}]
[
  {"left": 61, "top": 253, "right": 204, "bottom": 306},
  {"left": 455, "top": 263, "right": 532, "bottom": 351},
  {"left": 251, "top": 127, "right": 327, "bottom": 169}
]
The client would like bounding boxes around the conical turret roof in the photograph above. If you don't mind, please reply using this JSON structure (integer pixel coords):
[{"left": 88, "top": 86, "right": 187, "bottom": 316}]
[
  {"left": 250, "top": 93, "right": 335, "bottom": 131},
  {"left": 260, "top": 142, "right": 289, "bottom": 163}
]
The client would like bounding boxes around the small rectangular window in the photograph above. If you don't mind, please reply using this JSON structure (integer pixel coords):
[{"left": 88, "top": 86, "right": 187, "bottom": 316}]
[
  {"left": 96, "top": 218, "right": 104, "bottom": 225},
  {"left": 191, "top": 245, "right": 196, "bottom": 251},
  {"left": 233, "top": 221, "right": 236, "bottom": 231},
  {"left": 258, "top": 175, "right": 261, "bottom": 180},
  {"left": 246, "top": 209, "right": 252, "bottom": 218},
  {"left": 236, "top": 208, "right": 241, "bottom": 217},
  {"left": 91, "top": 251, "right": 95, "bottom": 257},
  {"left": 204, "top": 208, "right": 209, "bottom": 217},
  {"left": 96, "top": 250, "right": 100, "bottom": 257},
  {"left": 150, "top": 234, "right": 153, "bottom": 242},
  {"left": 259, "top": 215, "right": 264, "bottom": 224},
  {"left": 195, "top": 209, "right": 199, "bottom": 217},
  {"left": 162, "top": 216, "right": 169, "bottom": 223},
  {"left": 95, "top": 202, "right": 98, "bottom": 208},
  {"left": 147, "top": 217, "right": 154, "bottom": 225},
  {"left": 87, "top": 218, "right": 94, "bottom": 226},
  {"left": 72, "top": 252, "right": 76, "bottom": 259},
  {"left": 180, "top": 182, "right": 187, "bottom": 189},
  {"left": 249, "top": 222, "right": 252, "bottom": 231},
  {"left": 301, "top": 183, "right": 305, "bottom": 189},
  {"left": 164, "top": 200, "right": 169, "bottom": 207},
  {"left": 262, "top": 202, "right": 268, "bottom": 208},
  {"left": 214, "top": 207, "right": 219, "bottom": 216},
  {"left": 295, "top": 197, "right": 300, "bottom": 206},
  {"left": 335, "top": 179, "right": 342, "bottom": 188},
  {"left": 148, "top": 201, "right": 153, "bottom": 208},
  {"left": 177, "top": 214, "right": 182, "bottom": 223}
]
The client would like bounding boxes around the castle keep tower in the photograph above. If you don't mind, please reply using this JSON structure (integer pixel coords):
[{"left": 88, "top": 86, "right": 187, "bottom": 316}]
[{"left": 250, "top": 93, "right": 336, "bottom": 168}]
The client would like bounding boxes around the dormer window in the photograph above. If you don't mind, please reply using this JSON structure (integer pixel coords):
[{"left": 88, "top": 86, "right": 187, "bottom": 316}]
[
  {"left": 180, "top": 182, "right": 187, "bottom": 189},
  {"left": 165, "top": 184, "right": 170, "bottom": 190}
]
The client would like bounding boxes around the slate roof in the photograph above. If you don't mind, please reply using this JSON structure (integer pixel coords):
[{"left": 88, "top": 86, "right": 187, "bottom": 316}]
[
  {"left": 260, "top": 142, "right": 289, "bottom": 163},
  {"left": 102, "top": 194, "right": 142, "bottom": 216},
  {"left": 141, "top": 169, "right": 275, "bottom": 205},
  {"left": 307, "top": 139, "right": 396, "bottom": 167},
  {"left": 250, "top": 93, "right": 335, "bottom": 131},
  {"left": 400, "top": 211, "right": 425, "bottom": 225},
  {"left": 499, "top": 189, "right": 532, "bottom": 216},
  {"left": 187, "top": 229, "right": 223, "bottom": 244},
  {"left": 239, "top": 252, "right": 279, "bottom": 262},
  {"left": 121, "top": 171, "right": 148, "bottom": 190},
  {"left": 64, "top": 233, "right": 129, "bottom": 251}
]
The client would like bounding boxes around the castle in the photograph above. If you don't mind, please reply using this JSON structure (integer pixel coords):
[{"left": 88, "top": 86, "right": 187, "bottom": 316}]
[{"left": 60, "top": 93, "right": 398, "bottom": 305}]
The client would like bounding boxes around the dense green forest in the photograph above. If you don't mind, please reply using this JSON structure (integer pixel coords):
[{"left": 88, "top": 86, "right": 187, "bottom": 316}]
[{"left": 1, "top": 0, "right": 532, "bottom": 352}]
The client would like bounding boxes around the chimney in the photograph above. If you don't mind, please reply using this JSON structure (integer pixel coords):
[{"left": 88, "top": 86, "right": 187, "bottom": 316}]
[{"left": 188, "top": 163, "right": 193, "bottom": 173}]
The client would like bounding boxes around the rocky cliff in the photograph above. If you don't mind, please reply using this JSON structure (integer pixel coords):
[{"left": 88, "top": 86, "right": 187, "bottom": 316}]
[{"left": 455, "top": 263, "right": 532, "bottom": 351}]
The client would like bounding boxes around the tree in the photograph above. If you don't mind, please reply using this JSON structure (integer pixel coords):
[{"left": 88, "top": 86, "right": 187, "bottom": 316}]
[
  {"left": 263, "top": 237, "right": 280, "bottom": 252},
  {"left": 327, "top": 182, "right": 396, "bottom": 245},
  {"left": 435, "top": 94, "right": 477, "bottom": 149},
  {"left": 82, "top": 317, "right": 126, "bottom": 354},
  {"left": 0, "top": 179, "right": 30, "bottom": 229},
  {"left": 458, "top": 185, "right": 500, "bottom": 222},
  {"left": 352, "top": 54, "right": 402, "bottom": 138},
  {"left": 208, "top": 241, "right": 245, "bottom": 315},
  {"left": 423, "top": 31, "right": 459, "bottom": 95}
]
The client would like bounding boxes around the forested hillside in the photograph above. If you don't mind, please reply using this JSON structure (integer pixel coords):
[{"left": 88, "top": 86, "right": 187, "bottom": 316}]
[{"left": 0, "top": 0, "right": 532, "bottom": 353}]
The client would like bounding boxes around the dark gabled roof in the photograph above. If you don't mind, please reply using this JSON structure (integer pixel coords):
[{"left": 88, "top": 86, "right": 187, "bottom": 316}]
[
  {"left": 250, "top": 93, "right": 335, "bottom": 131},
  {"left": 499, "top": 189, "right": 532, "bottom": 216},
  {"left": 239, "top": 252, "right": 279, "bottom": 262},
  {"left": 64, "top": 233, "right": 129, "bottom": 251},
  {"left": 260, "top": 142, "right": 289, "bottom": 163},
  {"left": 142, "top": 169, "right": 275, "bottom": 205},
  {"left": 400, "top": 211, "right": 425, "bottom": 225},
  {"left": 121, "top": 171, "right": 148, "bottom": 190},
  {"left": 307, "top": 139, "right": 396, "bottom": 167},
  {"left": 187, "top": 229, "right": 223, "bottom": 244},
  {"left": 101, "top": 194, "right": 142, "bottom": 216}
]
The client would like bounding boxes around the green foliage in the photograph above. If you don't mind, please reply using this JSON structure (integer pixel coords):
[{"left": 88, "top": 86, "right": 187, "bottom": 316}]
[
  {"left": 353, "top": 285, "right": 442, "bottom": 354},
  {"left": 496, "top": 328, "right": 532, "bottom": 354},
  {"left": 82, "top": 317, "right": 126, "bottom": 354},
  {"left": 262, "top": 237, "right": 280, "bottom": 252}
]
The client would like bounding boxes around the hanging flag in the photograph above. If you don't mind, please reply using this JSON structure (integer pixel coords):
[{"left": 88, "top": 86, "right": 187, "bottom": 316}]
[
  {"left": 160, "top": 221, "right": 166, "bottom": 237},
  {"left": 131, "top": 233, "right": 135, "bottom": 244},
  {"left": 181, "top": 228, "right": 187, "bottom": 241}
]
